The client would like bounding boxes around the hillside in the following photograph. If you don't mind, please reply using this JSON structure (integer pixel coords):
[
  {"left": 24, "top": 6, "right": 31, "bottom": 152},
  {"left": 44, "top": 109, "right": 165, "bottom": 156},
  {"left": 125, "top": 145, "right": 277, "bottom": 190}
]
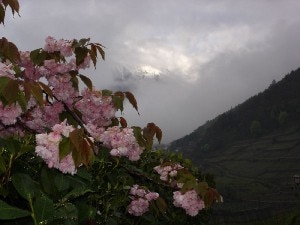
[
  {"left": 169, "top": 68, "right": 300, "bottom": 219},
  {"left": 170, "top": 68, "right": 300, "bottom": 156}
]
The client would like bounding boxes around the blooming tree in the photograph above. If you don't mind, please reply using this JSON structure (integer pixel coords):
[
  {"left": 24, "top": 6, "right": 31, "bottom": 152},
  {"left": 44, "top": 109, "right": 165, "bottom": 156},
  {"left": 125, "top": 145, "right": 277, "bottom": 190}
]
[{"left": 0, "top": 2, "right": 221, "bottom": 225}]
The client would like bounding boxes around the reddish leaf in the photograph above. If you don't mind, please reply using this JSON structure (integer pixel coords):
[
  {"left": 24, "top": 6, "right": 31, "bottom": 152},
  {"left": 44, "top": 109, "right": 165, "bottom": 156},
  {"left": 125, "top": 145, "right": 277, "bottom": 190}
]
[
  {"left": 69, "top": 129, "right": 93, "bottom": 167},
  {"left": 22, "top": 82, "right": 31, "bottom": 102},
  {"left": 155, "top": 197, "right": 167, "bottom": 214},
  {"left": 155, "top": 125, "right": 163, "bottom": 144},
  {"left": 69, "top": 71, "right": 79, "bottom": 91},
  {"left": 125, "top": 91, "right": 138, "bottom": 112},
  {"left": 38, "top": 81, "right": 53, "bottom": 99},
  {"left": 0, "top": 38, "right": 20, "bottom": 62},
  {"left": 30, "top": 82, "right": 44, "bottom": 105},
  {"left": 95, "top": 44, "right": 105, "bottom": 60},
  {"left": 89, "top": 44, "right": 97, "bottom": 68},
  {"left": 2, "top": 79, "right": 19, "bottom": 104},
  {"left": 6, "top": 41, "right": 20, "bottom": 63},
  {"left": 0, "top": 5, "right": 5, "bottom": 25},
  {"left": 79, "top": 74, "right": 93, "bottom": 90},
  {"left": 203, "top": 188, "right": 221, "bottom": 208},
  {"left": 119, "top": 117, "right": 127, "bottom": 128},
  {"left": 7, "top": 0, "right": 20, "bottom": 15}
]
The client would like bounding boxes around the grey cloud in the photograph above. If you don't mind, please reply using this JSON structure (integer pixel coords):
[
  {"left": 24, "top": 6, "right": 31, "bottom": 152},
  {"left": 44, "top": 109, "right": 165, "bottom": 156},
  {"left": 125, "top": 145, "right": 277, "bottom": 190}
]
[{"left": 2, "top": 0, "right": 300, "bottom": 143}]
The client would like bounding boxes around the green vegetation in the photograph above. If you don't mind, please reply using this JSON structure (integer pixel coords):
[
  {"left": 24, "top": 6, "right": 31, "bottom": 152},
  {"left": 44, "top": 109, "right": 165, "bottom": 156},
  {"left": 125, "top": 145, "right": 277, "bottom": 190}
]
[{"left": 170, "top": 68, "right": 300, "bottom": 224}]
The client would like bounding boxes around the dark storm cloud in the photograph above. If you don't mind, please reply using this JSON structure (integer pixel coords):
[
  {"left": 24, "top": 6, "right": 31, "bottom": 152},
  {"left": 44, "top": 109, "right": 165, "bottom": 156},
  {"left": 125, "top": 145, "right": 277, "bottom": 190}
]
[{"left": 2, "top": 0, "right": 300, "bottom": 143}]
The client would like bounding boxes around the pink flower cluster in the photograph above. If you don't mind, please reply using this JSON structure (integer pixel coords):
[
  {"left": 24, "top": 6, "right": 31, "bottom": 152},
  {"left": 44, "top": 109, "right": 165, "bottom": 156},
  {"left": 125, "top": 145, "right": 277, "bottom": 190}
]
[
  {"left": 25, "top": 102, "right": 64, "bottom": 133},
  {"left": 173, "top": 190, "right": 205, "bottom": 216},
  {"left": 99, "top": 126, "right": 144, "bottom": 161},
  {"left": 19, "top": 51, "right": 43, "bottom": 81},
  {"left": 127, "top": 184, "right": 159, "bottom": 216},
  {"left": 35, "top": 121, "right": 77, "bottom": 175},
  {"left": 75, "top": 88, "right": 116, "bottom": 128},
  {"left": 0, "top": 102, "right": 22, "bottom": 126},
  {"left": 154, "top": 163, "right": 183, "bottom": 182},
  {"left": 48, "top": 74, "right": 78, "bottom": 106},
  {"left": 0, "top": 61, "right": 15, "bottom": 79},
  {"left": 44, "top": 36, "right": 73, "bottom": 57}
]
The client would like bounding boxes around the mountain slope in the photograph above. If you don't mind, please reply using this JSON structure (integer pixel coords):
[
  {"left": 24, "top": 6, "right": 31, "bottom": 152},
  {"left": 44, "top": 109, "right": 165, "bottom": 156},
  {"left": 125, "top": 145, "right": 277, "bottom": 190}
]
[{"left": 169, "top": 68, "right": 300, "bottom": 204}]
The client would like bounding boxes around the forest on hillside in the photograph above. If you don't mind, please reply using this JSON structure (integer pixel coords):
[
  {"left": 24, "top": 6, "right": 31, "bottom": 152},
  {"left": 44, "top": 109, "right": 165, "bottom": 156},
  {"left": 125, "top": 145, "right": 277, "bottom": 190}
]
[{"left": 170, "top": 68, "right": 300, "bottom": 154}]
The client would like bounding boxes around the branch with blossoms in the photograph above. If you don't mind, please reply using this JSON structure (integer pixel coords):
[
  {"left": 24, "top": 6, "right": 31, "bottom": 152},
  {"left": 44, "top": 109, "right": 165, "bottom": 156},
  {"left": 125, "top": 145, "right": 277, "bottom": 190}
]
[{"left": 0, "top": 2, "right": 221, "bottom": 224}]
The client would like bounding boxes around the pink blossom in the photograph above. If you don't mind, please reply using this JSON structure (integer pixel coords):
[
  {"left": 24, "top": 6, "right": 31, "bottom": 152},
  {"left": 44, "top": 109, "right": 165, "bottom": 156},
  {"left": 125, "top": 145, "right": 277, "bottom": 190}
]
[
  {"left": 75, "top": 88, "right": 116, "bottom": 127},
  {"left": 47, "top": 74, "right": 78, "bottom": 106},
  {"left": 0, "top": 124, "right": 24, "bottom": 138},
  {"left": 0, "top": 62, "right": 15, "bottom": 79},
  {"left": 35, "top": 120, "right": 77, "bottom": 175},
  {"left": 128, "top": 198, "right": 149, "bottom": 216},
  {"left": 127, "top": 185, "right": 159, "bottom": 216},
  {"left": 44, "top": 36, "right": 73, "bottom": 57},
  {"left": 25, "top": 102, "right": 64, "bottom": 133},
  {"left": 173, "top": 190, "right": 205, "bottom": 216},
  {"left": 154, "top": 163, "right": 183, "bottom": 182},
  {"left": 99, "top": 126, "right": 144, "bottom": 161},
  {"left": 19, "top": 51, "right": 42, "bottom": 81},
  {"left": 0, "top": 102, "right": 22, "bottom": 126}
]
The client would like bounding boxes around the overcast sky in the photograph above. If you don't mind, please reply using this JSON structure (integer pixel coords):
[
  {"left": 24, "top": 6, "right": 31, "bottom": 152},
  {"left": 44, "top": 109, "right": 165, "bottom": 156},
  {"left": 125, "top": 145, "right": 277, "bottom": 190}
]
[{"left": 1, "top": 0, "right": 300, "bottom": 143}]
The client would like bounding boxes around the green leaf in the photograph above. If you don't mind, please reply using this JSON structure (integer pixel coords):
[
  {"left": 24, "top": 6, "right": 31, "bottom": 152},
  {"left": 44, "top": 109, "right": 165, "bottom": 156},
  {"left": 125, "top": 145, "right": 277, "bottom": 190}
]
[
  {"left": 0, "top": 200, "right": 31, "bottom": 220},
  {"left": 79, "top": 74, "right": 93, "bottom": 90},
  {"left": 132, "top": 126, "right": 146, "bottom": 148},
  {"left": 74, "top": 47, "right": 88, "bottom": 66},
  {"left": 33, "top": 196, "right": 54, "bottom": 224},
  {"left": 112, "top": 95, "right": 124, "bottom": 112},
  {"left": 78, "top": 38, "right": 90, "bottom": 46},
  {"left": 102, "top": 89, "right": 112, "bottom": 96},
  {"left": 54, "top": 173, "right": 70, "bottom": 192},
  {"left": 0, "top": 76, "right": 10, "bottom": 94},
  {"left": 77, "top": 203, "right": 96, "bottom": 224},
  {"left": 30, "top": 49, "right": 47, "bottom": 66},
  {"left": 59, "top": 136, "right": 72, "bottom": 160},
  {"left": 0, "top": 156, "right": 6, "bottom": 174},
  {"left": 17, "top": 90, "right": 27, "bottom": 111},
  {"left": 52, "top": 203, "right": 78, "bottom": 225},
  {"left": 12, "top": 173, "right": 38, "bottom": 200},
  {"left": 62, "top": 186, "right": 94, "bottom": 202},
  {"left": 40, "top": 167, "right": 57, "bottom": 195},
  {"left": 2, "top": 78, "right": 19, "bottom": 104},
  {"left": 0, "top": 137, "right": 21, "bottom": 154}
]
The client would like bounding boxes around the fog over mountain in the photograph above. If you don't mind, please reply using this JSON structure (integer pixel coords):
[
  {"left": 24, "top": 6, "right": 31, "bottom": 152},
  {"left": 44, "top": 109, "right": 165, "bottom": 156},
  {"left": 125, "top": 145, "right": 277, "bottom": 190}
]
[{"left": 2, "top": 0, "right": 300, "bottom": 143}]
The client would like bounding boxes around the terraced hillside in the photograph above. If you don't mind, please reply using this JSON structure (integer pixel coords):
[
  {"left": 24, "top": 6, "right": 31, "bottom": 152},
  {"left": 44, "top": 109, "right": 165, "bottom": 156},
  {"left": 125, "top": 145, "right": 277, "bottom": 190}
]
[{"left": 197, "top": 125, "right": 300, "bottom": 203}]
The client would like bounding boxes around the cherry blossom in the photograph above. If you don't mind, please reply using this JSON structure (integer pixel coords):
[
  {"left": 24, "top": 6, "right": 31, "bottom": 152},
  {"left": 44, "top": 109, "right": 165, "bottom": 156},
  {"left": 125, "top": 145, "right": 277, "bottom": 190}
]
[
  {"left": 127, "top": 185, "right": 159, "bottom": 216},
  {"left": 173, "top": 190, "right": 205, "bottom": 216},
  {"left": 35, "top": 120, "right": 76, "bottom": 175}
]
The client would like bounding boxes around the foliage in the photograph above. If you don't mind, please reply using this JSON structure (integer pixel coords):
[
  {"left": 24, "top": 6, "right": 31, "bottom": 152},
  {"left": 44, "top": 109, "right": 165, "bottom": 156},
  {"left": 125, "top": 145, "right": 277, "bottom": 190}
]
[
  {"left": 250, "top": 120, "right": 262, "bottom": 137},
  {"left": 0, "top": 2, "right": 220, "bottom": 225}
]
